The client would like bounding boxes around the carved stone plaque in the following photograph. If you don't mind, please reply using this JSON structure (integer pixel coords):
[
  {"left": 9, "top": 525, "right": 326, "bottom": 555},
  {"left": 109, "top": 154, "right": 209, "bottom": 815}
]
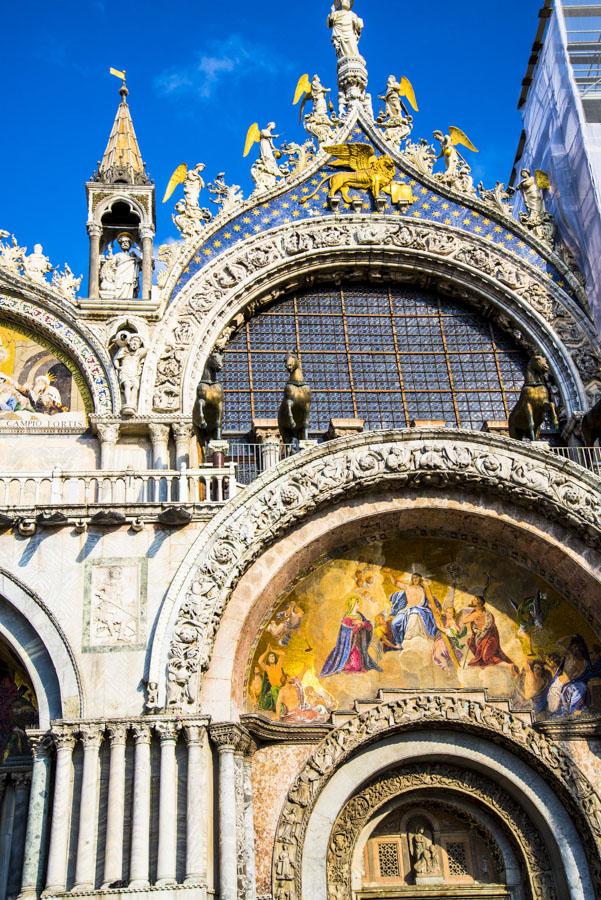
[{"left": 83, "top": 558, "right": 147, "bottom": 652}]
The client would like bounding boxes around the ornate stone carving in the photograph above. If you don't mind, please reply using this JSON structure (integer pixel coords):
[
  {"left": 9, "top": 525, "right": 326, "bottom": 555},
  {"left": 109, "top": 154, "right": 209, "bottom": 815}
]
[
  {"left": 85, "top": 559, "right": 145, "bottom": 650},
  {"left": 110, "top": 327, "right": 147, "bottom": 416},
  {"left": 209, "top": 723, "right": 252, "bottom": 754},
  {"left": 326, "top": 764, "right": 556, "bottom": 900},
  {"left": 51, "top": 264, "right": 82, "bottom": 301},
  {"left": 145, "top": 216, "right": 592, "bottom": 414},
  {"left": 151, "top": 431, "right": 601, "bottom": 709},
  {"left": 271, "top": 697, "right": 601, "bottom": 899}
]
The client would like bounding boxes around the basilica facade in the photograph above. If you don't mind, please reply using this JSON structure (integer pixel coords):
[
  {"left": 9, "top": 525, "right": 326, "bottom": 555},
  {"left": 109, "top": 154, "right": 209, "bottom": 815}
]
[{"left": 1, "top": 3, "right": 601, "bottom": 900}]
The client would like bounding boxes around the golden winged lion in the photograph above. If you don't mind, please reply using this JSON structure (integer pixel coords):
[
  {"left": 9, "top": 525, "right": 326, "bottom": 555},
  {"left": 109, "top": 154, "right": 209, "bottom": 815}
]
[{"left": 305, "top": 143, "right": 397, "bottom": 204}]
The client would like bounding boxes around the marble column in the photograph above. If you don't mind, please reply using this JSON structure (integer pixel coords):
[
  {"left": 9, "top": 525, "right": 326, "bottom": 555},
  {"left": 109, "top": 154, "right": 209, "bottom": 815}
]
[
  {"left": 129, "top": 724, "right": 152, "bottom": 889},
  {"left": 44, "top": 729, "right": 76, "bottom": 894},
  {"left": 102, "top": 724, "right": 127, "bottom": 889},
  {"left": 97, "top": 423, "right": 120, "bottom": 471},
  {"left": 210, "top": 724, "right": 250, "bottom": 900},
  {"left": 7, "top": 772, "right": 32, "bottom": 898},
  {"left": 149, "top": 424, "right": 171, "bottom": 470},
  {"left": 172, "top": 422, "right": 194, "bottom": 472},
  {"left": 243, "top": 745, "right": 257, "bottom": 900},
  {"left": 260, "top": 436, "right": 281, "bottom": 472},
  {"left": 74, "top": 726, "right": 103, "bottom": 890},
  {"left": 19, "top": 736, "right": 52, "bottom": 900},
  {"left": 87, "top": 223, "right": 102, "bottom": 299},
  {"left": 184, "top": 724, "right": 207, "bottom": 885},
  {"left": 155, "top": 722, "right": 179, "bottom": 887},
  {"left": 0, "top": 775, "right": 14, "bottom": 900},
  {"left": 140, "top": 227, "right": 155, "bottom": 300}
]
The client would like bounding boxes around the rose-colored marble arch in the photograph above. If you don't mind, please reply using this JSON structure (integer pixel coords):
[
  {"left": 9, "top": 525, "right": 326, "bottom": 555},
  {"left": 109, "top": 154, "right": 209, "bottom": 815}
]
[{"left": 198, "top": 489, "right": 601, "bottom": 721}]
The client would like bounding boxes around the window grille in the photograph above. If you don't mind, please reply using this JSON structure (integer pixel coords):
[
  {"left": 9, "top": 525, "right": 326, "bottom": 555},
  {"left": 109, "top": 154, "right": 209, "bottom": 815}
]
[
  {"left": 446, "top": 840, "right": 469, "bottom": 877},
  {"left": 377, "top": 841, "right": 401, "bottom": 879},
  {"left": 221, "top": 285, "right": 527, "bottom": 433}
]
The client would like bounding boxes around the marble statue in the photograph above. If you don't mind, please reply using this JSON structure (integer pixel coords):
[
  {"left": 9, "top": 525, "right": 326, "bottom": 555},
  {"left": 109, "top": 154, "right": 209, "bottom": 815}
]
[
  {"left": 294, "top": 74, "right": 338, "bottom": 145},
  {"left": 112, "top": 329, "right": 147, "bottom": 416},
  {"left": 207, "top": 172, "right": 244, "bottom": 213},
  {"left": 433, "top": 128, "right": 477, "bottom": 194},
  {"left": 113, "top": 235, "right": 141, "bottom": 299},
  {"left": 23, "top": 244, "right": 52, "bottom": 284},
  {"left": 51, "top": 264, "right": 82, "bottom": 301},
  {"left": 410, "top": 824, "right": 440, "bottom": 878},
  {"left": 328, "top": 0, "right": 364, "bottom": 60},
  {"left": 245, "top": 122, "right": 285, "bottom": 193},
  {"left": 163, "top": 162, "right": 212, "bottom": 237},
  {"left": 511, "top": 169, "right": 555, "bottom": 243},
  {"left": 377, "top": 76, "right": 416, "bottom": 146}
]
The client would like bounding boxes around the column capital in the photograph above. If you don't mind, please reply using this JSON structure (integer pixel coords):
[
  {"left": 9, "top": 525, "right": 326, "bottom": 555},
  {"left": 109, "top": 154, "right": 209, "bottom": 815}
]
[
  {"left": 106, "top": 722, "right": 128, "bottom": 745},
  {"left": 154, "top": 721, "right": 180, "bottom": 743},
  {"left": 148, "top": 423, "right": 171, "bottom": 443},
  {"left": 27, "top": 730, "right": 54, "bottom": 758},
  {"left": 51, "top": 727, "right": 77, "bottom": 752},
  {"left": 87, "top": 223, "right": 102, "bottom": 238},
  {"left": 183, "top": 723, "right": 207, "bottom": 747},
  {"left": 79, "top": 724, "right": 104, "bottom": 749},
  {"left": 209, "top": 722, "right": 252, "bottom": 754},
  {"left": 140, "top": 226, "right": 155, "bottom": 241},
  {"left": 172, "top": 421, "right": 195, "bottom": 441},
  {"left": 96, "top": 422, "right": 120, "bottom": 444},
  {"left": 131, "top": 723, "right": 152, "bottom": 745}
]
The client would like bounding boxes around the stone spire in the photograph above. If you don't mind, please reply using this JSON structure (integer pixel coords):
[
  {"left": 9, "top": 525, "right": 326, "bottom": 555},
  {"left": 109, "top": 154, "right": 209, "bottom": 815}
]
[
  {"left": 96, "top": 80, "right": 149, "bottom": 185},
  {"left": 327, "top": 0, "right": 371, "bottom": 117}
]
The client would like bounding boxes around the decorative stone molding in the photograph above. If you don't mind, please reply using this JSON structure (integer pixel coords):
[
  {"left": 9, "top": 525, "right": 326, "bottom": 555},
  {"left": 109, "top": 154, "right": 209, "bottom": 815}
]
[
  {"left": 326, "top": 764, "right": 555, "bottom": 900},
  {"left": 142, "top": 215, "right": 594, "bottom": 415},
  {"left": 271, "top": 696, "right": 601, "bottom": 899},
  {"left": 0, "top": 283, "right": 119, "bottom": 415},
  {"left": 148, "top": 430, "right": 601, "bottom": 710},
  {"left": 210, "top": 723, "right": 252, "bottom": 755}
]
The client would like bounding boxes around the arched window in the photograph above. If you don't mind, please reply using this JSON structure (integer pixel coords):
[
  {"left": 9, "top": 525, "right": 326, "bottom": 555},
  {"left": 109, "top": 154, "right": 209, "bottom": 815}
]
[{"left": 221, "top": 284, "right": 527, "bottom": 434}]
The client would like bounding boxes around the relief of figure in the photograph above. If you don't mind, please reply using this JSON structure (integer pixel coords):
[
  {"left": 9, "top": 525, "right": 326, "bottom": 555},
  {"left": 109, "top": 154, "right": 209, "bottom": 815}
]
[
  {"left": 328, "top": 0, "right": 364, "bottom": 60},
  {"left": 409, "top": 820, "right": 440, "bottom": 878},
  {"left": 112, "top": 329, "right": 147, "bottom": 416},
  {"left": 320, "top": 598, "right": 382, "bottom": 676},
  {"left": 23, "top": 244, "right": 53, "bottom": 284}
]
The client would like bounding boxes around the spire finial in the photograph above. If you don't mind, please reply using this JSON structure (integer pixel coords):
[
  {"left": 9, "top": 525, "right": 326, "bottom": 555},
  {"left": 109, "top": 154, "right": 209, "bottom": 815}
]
[
  {"left": 95, "top": 69, "right": 149, "bottom": 185},
  {"left": 109, "top": 67, "right": 128, "bottom": 101}
]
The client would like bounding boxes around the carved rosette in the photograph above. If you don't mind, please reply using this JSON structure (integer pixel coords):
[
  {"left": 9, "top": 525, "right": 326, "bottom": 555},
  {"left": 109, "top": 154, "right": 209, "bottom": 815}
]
[
  {"left": 152, "top": 430, "right": 601, "bottom": 711},
  {"left": 326, "top": 764, "right": 556, "bottom": 900},
  {"left": 271, "top": 697, "right": 601, "bottom": 899},
  {"left": 145, "top": 215, "right": 595, "bottom": 414}
]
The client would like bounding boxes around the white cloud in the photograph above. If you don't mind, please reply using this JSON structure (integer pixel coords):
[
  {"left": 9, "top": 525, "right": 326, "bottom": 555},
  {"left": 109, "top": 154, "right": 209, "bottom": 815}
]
[{"left": 155, "top": 34, "right": 287, "bottom": 101}]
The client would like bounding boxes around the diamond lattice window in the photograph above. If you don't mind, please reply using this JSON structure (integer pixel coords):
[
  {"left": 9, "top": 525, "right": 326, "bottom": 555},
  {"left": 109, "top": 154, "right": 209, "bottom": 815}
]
[{"left": 221, "top": 284, "right": 527, "bottom": 433}]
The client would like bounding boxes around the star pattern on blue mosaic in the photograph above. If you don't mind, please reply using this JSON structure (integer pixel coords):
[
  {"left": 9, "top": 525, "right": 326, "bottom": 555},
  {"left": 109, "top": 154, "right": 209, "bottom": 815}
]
[{"left": 172, "top": 126, "right": 570, "bottom": 301}]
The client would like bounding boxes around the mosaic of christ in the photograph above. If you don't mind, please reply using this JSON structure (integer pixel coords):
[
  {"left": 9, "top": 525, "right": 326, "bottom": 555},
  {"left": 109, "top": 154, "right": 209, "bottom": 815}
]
[{"left": 246, "top": 538, "right": 601, "bottom": 724}]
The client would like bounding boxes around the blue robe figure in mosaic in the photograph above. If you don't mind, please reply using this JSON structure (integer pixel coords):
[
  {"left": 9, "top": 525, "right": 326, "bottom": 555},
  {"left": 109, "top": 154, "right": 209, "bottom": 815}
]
[{"left": 387, "top": 574, "right": 438, "bottom": 651}]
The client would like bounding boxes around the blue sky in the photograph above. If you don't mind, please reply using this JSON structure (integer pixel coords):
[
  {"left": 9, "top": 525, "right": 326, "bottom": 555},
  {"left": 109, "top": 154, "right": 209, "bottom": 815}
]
[{"left": 0, "top": 0, "right": 541, "bottom": 282}]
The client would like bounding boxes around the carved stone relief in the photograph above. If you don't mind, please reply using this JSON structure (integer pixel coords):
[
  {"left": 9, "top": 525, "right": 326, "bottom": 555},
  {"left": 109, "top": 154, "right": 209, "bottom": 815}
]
[
  {"left": 271, "top": 697, "right": 601, "bottom": 899},
  {"left": 145, "top": 216, "right": 594, "bottom": 414},
  {"left": 326, "top": 764, "right": 555, "bottom": 900},
  {"left": 84, "top": 558, "right": 147, "bottom": 651}
]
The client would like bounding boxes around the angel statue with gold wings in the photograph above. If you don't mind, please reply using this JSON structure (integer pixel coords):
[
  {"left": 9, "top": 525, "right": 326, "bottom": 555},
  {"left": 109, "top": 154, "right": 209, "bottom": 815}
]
[
  {"left": 433, "top": 127, "right": 478, "bottom": 193},
  {"left": 162, "top": 163, "right": 212, "bottom": 238},
  {"left": 510, "top": 168, "right": 555, "bottom": 244},
  {"left": 378, "top": 75, "right": 419, "bottom": 147},
  {"left": 243, "top": 122, "right": 285, "bottom": 193},
  {"left": 305, "top": 144, "right": 414, "bottom": 207},
  {"left": 293, "top": 74, "right": 338, "bottom": 145}
]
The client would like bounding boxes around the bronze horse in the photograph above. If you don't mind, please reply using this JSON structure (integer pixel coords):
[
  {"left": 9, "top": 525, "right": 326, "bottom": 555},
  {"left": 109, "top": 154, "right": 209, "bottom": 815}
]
[
  {"left": 581, "top": 396, "right": 601, "bottom": 446},
  {"left": 193, "top": 351, "right": 224, "bottom": 447},
  {"left": 508, "top": 354, "right": 559, "bottom": 442},
  {"left": 278, "top": 353, "right": 311, "bottom": 448}
]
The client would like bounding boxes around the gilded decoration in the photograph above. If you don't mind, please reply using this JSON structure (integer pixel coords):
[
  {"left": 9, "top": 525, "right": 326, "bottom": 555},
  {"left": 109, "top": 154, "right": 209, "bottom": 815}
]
[
  {"left": 246, "top": 536, "right": 601, "bottom": 725},
  {"left": 271, "top": 696, "right": 601, "bottom": 899},
  {"left": 326, "top": 764, "right": 554, "bottom": 899}
]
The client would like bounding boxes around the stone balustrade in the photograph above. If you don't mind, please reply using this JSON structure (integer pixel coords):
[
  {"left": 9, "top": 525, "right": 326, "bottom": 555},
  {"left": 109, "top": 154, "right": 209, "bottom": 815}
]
[{"left": 0, "top": 465, "right": 238, "bottom": 523}]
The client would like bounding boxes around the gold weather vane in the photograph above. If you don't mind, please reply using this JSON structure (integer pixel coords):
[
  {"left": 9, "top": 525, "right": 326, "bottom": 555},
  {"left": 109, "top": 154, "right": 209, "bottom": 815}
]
[{"left": 109, "top": 67, "right": 127, "bottom": 83}]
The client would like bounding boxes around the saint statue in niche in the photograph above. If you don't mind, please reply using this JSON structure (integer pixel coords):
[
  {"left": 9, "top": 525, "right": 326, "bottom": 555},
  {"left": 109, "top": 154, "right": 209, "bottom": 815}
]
[{"left": 320, "top": 597, "right": 382, "bottom": 676}]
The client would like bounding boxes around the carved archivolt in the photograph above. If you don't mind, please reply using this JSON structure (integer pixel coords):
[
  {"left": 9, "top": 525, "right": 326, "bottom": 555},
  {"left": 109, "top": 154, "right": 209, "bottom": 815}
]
[
  {"left": 148, "top": 430, "right": 601, "bottom": 712},
  {"left": 142, "top": 215, "right": 598, "bottom": 414},
  {"left": 326, "top": 764, "right": 554, "bottom": 900},
  {"left": 271, "top": 697, "right": 601, "bottom": 899},
  {"left": 0, "top": 287, "right": 118, "bottom": 415}
]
